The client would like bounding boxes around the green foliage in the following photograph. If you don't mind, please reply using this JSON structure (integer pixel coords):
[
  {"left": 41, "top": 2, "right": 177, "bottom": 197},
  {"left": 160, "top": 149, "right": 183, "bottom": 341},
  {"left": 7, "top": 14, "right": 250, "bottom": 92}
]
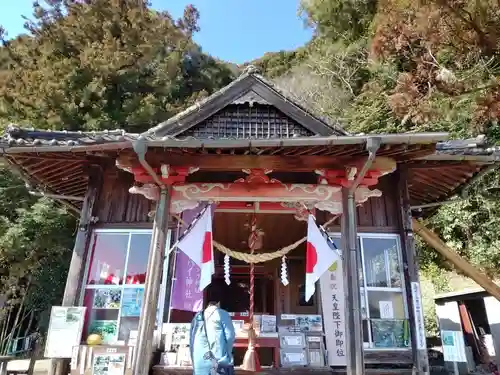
[
  {"left": 0, "top": 0, "right": 234, "bottom": 132},
  {"left": 249, "top": 48, "right": 309, "bottom": 78},
  {"left": 0, "top": 0, "right": 235, "bottom": 341},
  {"left": 300, "top": 0, "right": 378, "bottom": 42},
  {"left": 0, "top": 167, "right": 75, "bottom": 342},
  {"left": 287, "top": 0, "right": 500, "bottom": 295}
]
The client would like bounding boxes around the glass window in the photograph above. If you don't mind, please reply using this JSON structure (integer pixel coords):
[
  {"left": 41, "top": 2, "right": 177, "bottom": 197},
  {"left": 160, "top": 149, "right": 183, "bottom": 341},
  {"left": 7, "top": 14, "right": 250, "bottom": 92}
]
[
  {"left": 362, "top": 238, "right": 401, "bottom": 288},
  {"left": 83, "top": 230, "right": 170, "bottom": 345},
  {"left": 327, "top": 233, "right": 408, "bottom": 349},
  {"left": 360, "top": 236, "right": 407, "bottom": 349},
  {"left": 367, "top": 290, "right": 405, "bottom": 319},
  {"left": 125, "top": 233, "right": 152, "bottom": 284},
  {"left": 87, "top": 234, "right": 129, "bottom": 285}
]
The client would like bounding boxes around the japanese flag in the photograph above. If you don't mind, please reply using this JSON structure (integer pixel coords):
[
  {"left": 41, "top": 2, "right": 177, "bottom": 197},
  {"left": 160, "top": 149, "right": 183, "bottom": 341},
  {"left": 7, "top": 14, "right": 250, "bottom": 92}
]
[
  {"left": 178, "top": 208, "right": 215, "bottom": 291},
  {"left": 305, "top": 214, "right": 340, "bottom": 302}
]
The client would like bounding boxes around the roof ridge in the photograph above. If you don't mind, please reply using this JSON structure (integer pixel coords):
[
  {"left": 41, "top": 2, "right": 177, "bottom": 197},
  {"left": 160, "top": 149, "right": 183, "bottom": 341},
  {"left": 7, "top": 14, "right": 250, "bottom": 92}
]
[{"left": 143, "top": 67, "right": 350, "bottom": 137}]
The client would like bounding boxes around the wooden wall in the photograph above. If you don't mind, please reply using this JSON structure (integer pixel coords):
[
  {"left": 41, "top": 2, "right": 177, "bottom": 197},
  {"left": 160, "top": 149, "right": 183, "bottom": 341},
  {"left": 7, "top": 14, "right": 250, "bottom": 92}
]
[
  {"left": 324, "top": 174, "right": 400, "bottom": 233},
  {"left": 93, "top": 166, "right": 398, "bottom": 231},
  {"left": 95, "top": 168, "right": 154, "bottom": 225}
]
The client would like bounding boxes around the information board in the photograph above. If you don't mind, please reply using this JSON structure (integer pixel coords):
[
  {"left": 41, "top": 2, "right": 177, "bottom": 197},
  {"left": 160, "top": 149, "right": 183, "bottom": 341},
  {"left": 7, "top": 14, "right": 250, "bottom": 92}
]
[
  {"left": 45, "top": 306, "right": 86, "bottom": 358},
  {"left": 442, "top": 330, "right": 467, "bottom": 363}
]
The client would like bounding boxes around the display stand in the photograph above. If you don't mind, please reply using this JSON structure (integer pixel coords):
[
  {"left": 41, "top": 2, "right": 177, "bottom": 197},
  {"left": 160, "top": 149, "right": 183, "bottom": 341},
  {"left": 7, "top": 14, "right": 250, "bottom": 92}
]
[
  {"left": 160, "top": 324, "right": 191, "bottom": 367},
  {"left": 70, "top": 345, "right": 134, "bottom": 375},
  {"left": 278, "top": 314, "right": 326, "bottom": 368}
]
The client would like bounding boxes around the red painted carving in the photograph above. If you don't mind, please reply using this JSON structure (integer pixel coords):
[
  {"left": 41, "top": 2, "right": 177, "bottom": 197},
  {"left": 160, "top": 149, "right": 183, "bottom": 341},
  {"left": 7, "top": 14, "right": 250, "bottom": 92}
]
[
  {"left": 126, "top": 167, "right": 386, "bottom": 216},
  {"left": 130, "top": 165, "right": 199, "bottom": 185},
  {"left": 235, "top": 169, "right": 278, "bottom": 184}
]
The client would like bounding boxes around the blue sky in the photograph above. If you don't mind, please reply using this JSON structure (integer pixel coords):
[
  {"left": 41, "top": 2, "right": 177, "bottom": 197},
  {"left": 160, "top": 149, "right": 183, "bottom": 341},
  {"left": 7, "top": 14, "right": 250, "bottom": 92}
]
[{"left": 0, "top": 0, "right": 312, "bottom": 64}]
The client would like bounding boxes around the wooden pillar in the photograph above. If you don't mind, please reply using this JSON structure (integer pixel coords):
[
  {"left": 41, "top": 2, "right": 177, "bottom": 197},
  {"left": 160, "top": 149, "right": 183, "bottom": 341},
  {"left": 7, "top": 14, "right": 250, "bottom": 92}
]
[
  {"left": 52, "top": 167, "right": 101, "bottom": 375},
  {"left": 396, "top": 168, "right": 430, "bottom": 375},
  {"left": 62, "top": 166, "right": 101, "bottom": 306},
  {"left": 133, "top": 187, "right": 171, "bottom": 375}
]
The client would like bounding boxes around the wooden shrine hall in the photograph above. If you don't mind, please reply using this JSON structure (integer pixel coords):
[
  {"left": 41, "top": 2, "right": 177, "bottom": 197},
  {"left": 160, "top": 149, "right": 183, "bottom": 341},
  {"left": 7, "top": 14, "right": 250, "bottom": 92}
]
[{"left": 1, "top": 66, "right": 499, "bottom": 375}]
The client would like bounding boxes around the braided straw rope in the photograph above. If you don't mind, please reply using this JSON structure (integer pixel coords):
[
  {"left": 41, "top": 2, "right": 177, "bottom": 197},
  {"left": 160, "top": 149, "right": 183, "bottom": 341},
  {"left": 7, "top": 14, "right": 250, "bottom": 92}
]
[
  {"left": 174, "top": 212, "right": 339, "bottom": 264},
  {"left": 213, "top": 237, "right": 305, "bottom": 263},
  {"left": 212, "top": 213, "right": 338, "bottom": 263}
]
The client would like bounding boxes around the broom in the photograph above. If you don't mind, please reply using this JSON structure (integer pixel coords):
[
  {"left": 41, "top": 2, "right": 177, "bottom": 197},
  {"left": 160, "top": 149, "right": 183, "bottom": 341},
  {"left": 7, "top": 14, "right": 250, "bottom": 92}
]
[{"left": 241, "top": 214, "right": 261, "bottom": 373}]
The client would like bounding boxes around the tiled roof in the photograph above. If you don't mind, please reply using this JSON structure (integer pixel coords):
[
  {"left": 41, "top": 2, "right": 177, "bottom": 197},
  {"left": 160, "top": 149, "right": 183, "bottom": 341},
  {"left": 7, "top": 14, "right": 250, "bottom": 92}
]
[
  {"left": 423, "top": 136, "right": 500, "bottom": 161},
  {"left": 2, "top": 125, "right": 499, "bottom": 162},
  {"left": 2, "top": 125, "right": 138, "bottom": 147}
]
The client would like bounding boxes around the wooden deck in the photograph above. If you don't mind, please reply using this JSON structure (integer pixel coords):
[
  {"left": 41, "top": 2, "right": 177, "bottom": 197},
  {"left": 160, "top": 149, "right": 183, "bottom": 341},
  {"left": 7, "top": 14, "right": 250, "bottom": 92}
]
[
  {"left": 153, "top": 365, "right": 449, "bottom": 375},
  {"left": 152, "top": 365, "right": 416, "bottom": 375}
]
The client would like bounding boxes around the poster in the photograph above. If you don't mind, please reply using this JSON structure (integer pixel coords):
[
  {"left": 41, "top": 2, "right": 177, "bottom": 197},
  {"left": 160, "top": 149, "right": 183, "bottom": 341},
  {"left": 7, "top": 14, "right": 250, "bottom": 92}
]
[
  {"left": 88, "top": 320, "right": 118, "bottom": 344},
  {"left": 371, "top": 319, "right": 409, "bottom": 348},
  {"left": 297, "top": 315, "right": 323, "bottom": 332},
  {"left": 45, "top": 306, "right": 86, "bottom": 358},
  {"left": 93, "top": 289, "right": 121, "bottom": 309},
  {"left": 163, "top": 323, "right": 190, "bottom": 352},
  {"left": 411, "top": 282, "right": 427, "bottom": 350},
  {"left": 442, "top": 330, "right": 467, "bottom": 362},
  {"left": 379, "top": 301, "right": 394, "bottom": 319},
  {"left": 92, "top": 353, "right": 126, "bottom": 375},
  {"left": 120, "top": 288, "right": 143, "bottom": 317},
  {"left": 319, "top": 259, "right": 346, "bottom": 366}
]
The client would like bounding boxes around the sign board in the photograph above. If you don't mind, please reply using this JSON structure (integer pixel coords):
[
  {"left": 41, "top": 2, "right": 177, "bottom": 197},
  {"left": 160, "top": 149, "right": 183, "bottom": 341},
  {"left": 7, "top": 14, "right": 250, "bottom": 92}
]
[
  {"left": 442, "top": 330, "right": 467, "bottom": 362},
  {"left": 45, "top": 306, "right": 86, "bottom": 358},
  {"left": 410, "top": 282, "right": 427, "bottom": 350},
  {"left": 92, "top": 353, "right": 126, "bottom": 375},
  {"left": 319, "top": 259, "right": 346, "bottom": 366}
]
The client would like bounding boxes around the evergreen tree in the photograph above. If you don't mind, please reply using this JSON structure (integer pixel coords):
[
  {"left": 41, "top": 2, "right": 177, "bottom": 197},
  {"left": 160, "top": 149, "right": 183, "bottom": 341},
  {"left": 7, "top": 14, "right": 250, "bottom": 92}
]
[{"left": 0, "top": 0, "right": 234, "bottom": 132}]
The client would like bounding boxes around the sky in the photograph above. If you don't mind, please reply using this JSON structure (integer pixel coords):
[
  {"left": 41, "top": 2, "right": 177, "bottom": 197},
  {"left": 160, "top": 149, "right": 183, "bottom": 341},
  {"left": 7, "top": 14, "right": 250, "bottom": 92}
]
[{"left": 0, "top": 0, "right": 313, "bottom": 64}]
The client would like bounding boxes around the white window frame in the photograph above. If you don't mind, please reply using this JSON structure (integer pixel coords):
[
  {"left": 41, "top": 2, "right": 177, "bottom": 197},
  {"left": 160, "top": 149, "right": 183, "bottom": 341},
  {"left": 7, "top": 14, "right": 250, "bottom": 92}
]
[
  {"left": 328, "top": 232, "right": 410, "bottom": 351},
  {"left": 80, "top": 228, "right": 172, "bottom": 345}
]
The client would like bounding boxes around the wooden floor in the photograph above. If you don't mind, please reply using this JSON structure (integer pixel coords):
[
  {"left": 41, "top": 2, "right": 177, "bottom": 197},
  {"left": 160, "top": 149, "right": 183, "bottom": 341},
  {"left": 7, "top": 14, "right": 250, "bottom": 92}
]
[{"left": 152, "top": 366, "right": 418, "bottom": 375}]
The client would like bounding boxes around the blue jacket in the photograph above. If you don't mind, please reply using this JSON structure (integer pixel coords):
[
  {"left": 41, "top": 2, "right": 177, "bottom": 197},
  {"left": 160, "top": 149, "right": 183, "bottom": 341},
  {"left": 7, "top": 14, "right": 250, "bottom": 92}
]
[{"left": 189, "top": 306, "right": 236, "bottom": 375}]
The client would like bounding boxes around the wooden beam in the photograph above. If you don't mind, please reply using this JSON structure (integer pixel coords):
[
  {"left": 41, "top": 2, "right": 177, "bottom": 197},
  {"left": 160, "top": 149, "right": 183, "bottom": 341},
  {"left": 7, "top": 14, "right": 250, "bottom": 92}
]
[
  {"left": 412, "top": 218, "right": 500, "bottom": 301},
  {"left": 396, "top": 168, "right": 430, "bottom": 374},
  {"left": 118, "top": 152, "right": 397, "bottom": 173}
]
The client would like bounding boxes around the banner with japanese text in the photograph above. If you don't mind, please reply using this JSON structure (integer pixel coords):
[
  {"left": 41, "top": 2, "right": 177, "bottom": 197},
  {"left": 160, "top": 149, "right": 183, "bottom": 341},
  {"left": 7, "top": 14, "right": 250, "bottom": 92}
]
[
  {"left": 169, "top": 205, "right": 205, "bottom": 312},
  {"left": 319, "top": 258, "right": 347, "bottom": 366},
  {"left": 169, "top": 204, "right": 216, "bottom": 312}
]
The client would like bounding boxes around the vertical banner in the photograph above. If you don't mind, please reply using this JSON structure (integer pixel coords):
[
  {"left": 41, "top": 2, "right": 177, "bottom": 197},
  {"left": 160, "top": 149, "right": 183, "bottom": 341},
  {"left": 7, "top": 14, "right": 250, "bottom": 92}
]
[
  {"left": 169, "top": 205, "right": 205, "bottom": 312},
  {"left": 320, "top": 259, "right": 347, "bottom": 366},
  {"left": 169, "top": 204, "right": 216, "bottom": 312},
  {"left": 410, "top": 282, "right": 427, "bottom": 350}
]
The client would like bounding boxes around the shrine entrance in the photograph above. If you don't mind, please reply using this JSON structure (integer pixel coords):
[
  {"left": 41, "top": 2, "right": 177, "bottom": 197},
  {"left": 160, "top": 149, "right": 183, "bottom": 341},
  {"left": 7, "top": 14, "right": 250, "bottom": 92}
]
[
  {"left": 208, "top": 211, "right": 311, "bottom": 367},
  {"left": 205, "top": 275, "right": 274, "bottom": 316}
]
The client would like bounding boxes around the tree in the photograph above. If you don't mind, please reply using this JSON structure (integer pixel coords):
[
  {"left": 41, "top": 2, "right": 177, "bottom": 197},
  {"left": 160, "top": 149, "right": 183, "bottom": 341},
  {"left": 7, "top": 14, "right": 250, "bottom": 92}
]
[
  {"left": 0, "top": 168, "right": 75, "bottom": 352},
  {"left": 0, "top": 0, "right": 235, "bottom": 345},
  {"left": 300, "top": 0, "right": 377, "bottom": 42},
  {"left": 287, "top": 0, "right": 500, "bottom": 334},
  {"left": 0, "top": 0, "right": 234, "bottom": 132}
]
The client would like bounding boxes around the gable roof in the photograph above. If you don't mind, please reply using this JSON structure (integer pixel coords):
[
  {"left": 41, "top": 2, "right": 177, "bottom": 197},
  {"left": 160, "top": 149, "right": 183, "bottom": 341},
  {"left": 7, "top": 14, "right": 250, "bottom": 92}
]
[{"left": 145, "top": 65, "right": 349, "bottom": 137}]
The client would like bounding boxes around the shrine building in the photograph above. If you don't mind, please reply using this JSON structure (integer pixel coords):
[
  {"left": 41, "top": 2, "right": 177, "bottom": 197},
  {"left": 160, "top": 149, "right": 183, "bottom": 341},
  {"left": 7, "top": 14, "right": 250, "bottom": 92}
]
[{"left": 1, "top": 66, "right": 499, "bottom": 375}]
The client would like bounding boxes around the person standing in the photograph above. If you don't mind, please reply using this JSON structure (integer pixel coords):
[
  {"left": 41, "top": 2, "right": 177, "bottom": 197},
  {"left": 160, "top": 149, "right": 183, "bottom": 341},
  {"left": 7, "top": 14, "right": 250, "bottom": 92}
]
[{"left": 189, "top": 300, "right": 236, "bottom": 375}]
